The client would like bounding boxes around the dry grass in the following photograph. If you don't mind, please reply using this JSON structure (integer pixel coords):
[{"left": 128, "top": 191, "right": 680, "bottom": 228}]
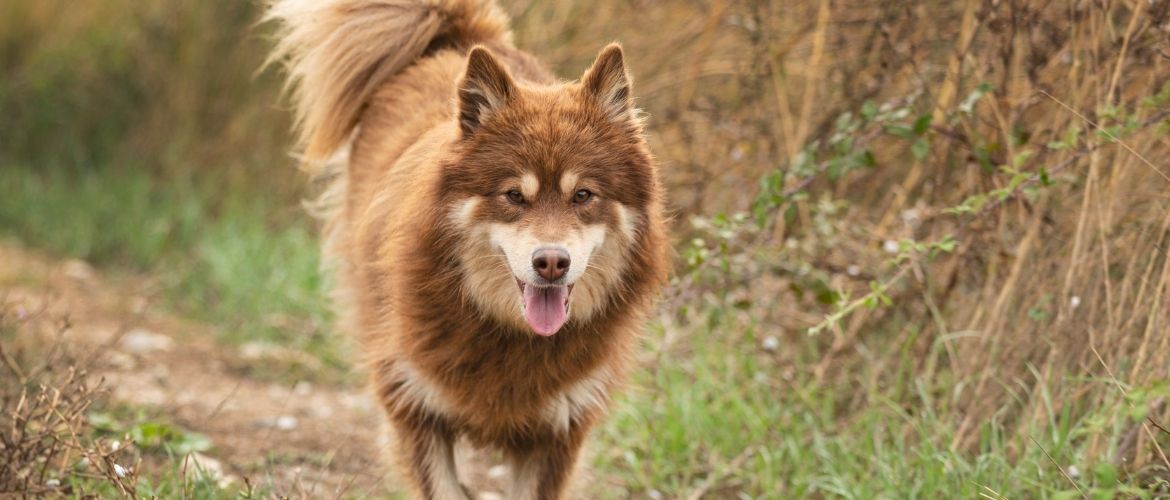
[
  {"left": 513, "top": 0, "right": 1170, "bottom": 488},
  {"left": 542, "top": 0, "right": 1170, "bottom": 462}
]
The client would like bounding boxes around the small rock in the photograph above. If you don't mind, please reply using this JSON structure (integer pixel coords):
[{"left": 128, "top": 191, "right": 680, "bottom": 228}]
[
  {"left": 294, "top": 381, "right": 313, "bottom": 395},
  {"left": 45, "top": 478, "right": 60, "bottom": 488},
  {"left": 761, "top": 336, "right": 779, "bottom": 351},
  {"left": 105, "top": 351, "right": 137, "bottom": 370},
  {"left": 63, "top": 259, "right": 95, "bottom": 281},
  {"left": 275, "top": 415, "right": 299, "bottom": 431},
  {"left": 240, "top": 341, "right": 276, "bottom": 360},
  {"left": 882, "top": 240, "right": 900, "bottom": 254},
  {"left": 186, "top": 453, "right": 235, "bottom": 487},
  {"left": 309, "top": 404, "right": 334, "bottom": 419},
  {"left": 120, "top": 328, "right": 173, "bottom": 354}
]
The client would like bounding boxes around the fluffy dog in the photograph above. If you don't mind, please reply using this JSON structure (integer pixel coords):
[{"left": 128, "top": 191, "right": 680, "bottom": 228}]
[{"left": 265, "top": 1, "right": 667, "bottom": 497}]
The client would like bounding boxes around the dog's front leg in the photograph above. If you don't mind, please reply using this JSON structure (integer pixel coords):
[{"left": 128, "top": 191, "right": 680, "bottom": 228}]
[
  {"left": 505, "top": 423, "right": 591, "bottom": 500},
  {"left": 387, "top": 414, "right": 469, "bottom": 500}
]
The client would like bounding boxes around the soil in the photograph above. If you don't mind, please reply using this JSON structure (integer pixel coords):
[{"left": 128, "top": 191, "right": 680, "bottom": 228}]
[{"left": 0, "top": 241, "right": 507, "bottom": 498}]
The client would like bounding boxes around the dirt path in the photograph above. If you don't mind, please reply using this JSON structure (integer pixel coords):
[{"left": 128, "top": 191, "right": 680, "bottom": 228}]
[{"left": 0, "top": 241, "right": 394, "bottom": 497}]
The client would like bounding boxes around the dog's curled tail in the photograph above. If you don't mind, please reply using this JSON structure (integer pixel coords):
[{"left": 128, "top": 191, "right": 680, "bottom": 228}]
[{"left": 264, "top": 0, "right": 510, "bottom": 161}]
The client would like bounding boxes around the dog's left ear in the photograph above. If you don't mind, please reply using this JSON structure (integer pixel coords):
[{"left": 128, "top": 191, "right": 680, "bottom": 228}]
[{"left": 583, "top": 43, "right": 633, "bottom": 123}]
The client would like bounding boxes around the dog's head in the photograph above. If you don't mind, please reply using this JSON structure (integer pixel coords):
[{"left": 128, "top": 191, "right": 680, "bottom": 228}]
[{"left": 441, "top": 44, "right": 661, "bottom": 336}]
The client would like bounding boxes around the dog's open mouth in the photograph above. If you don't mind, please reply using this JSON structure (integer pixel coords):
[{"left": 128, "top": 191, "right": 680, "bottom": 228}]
[{"left": 516, "top": 280, "right": 573, "bottom": 336}]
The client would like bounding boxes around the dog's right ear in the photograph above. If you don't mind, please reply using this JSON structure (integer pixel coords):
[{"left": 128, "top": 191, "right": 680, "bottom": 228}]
[{"left": 459, "top": 47, "right": 515, "bottom": 137}]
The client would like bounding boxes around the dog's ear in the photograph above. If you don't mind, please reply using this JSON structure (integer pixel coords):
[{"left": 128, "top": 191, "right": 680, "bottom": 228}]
[
  {"left": 582, "top": 43, "right": 633, "bottom": 123},
  {"left": 459, "top": 47, "right": 515, "bottom": 137}
]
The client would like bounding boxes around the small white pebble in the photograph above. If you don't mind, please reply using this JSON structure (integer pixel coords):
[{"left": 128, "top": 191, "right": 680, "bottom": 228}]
[
  {"left": 275, "top": 415, "right": 299, "bottom": 431},
  {"left": 846, "top": 265, "right": 861, "bottom": 277},
  {"left": 63, "top": 259, "right": 95, "bottom": 281},
  {"left": 293, "top": 381, "right": 313, "bottom": 396},
  {"left": 45, "top": 479, "right": 60, "bottom": 488},
  {"left": 761, "top": 336, "right": 780, "bottom": 351},
  {"left": 110, "top": 440, "right": 121, "bottom": 451},
  {"left": 648, "top": 490, "right": 664, "bottom": 500},
  {"left": 1067, "top": 465, "right": 1081, "bottom": 479},
  {"left": 1069, "top": 296, "right": 1081, "bottom": 309},
  {"left": 113, "top": 464, "right": 128, "bottom": 478},
  {"left": 487, "top": 464, "right": 509, "bottom": 479},
  {"left": 309, "top": 405, "right": 334, "bottom": 419},
  {"left": 119, "top": 328, "right": 173, "bottom": 354},
  {"left": 883, "top": 240, "right": 900, "bottom": 254}
]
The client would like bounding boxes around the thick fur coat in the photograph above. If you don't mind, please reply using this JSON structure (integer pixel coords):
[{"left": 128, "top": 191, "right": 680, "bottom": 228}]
[{"left": 265, "top": 1, "right": 667, "bottom": 498}]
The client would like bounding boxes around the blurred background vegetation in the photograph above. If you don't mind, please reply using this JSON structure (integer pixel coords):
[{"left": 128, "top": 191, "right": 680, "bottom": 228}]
[{"left": 3, "top": 0, "right": 1170, "bottom": 497}]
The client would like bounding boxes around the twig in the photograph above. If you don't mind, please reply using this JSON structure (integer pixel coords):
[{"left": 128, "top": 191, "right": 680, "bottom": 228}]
[
  {"left": 1038, "top": 89, "right": 1170, "bottom": 183},
  {"left": 0, "top": 343, "right": 28, "bottom": 384},
  {"left": 1148, "top": 416, "right": 1170, "bottom": 437},
  {"left": 1029, "top": 436, "right": 1086, "bottom": 500}
]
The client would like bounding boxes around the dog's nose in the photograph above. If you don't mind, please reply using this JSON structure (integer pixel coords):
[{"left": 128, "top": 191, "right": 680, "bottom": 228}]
[{"left": 532, "top": 247, "right": 570, "bottom": 282}]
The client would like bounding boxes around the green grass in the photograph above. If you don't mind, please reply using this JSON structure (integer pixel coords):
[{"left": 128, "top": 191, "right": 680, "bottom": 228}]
[
  {"left": 75, "top": 405, "right": 248, "bottom": 499},
  {"left": 592, "top": 317, "right": 1162, "bottom": 499},
  {"left": 0, "top": 164, "right": 345, "bottom": 378}
]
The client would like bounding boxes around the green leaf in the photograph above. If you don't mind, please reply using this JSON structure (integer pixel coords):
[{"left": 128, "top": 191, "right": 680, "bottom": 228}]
[
  {"left": 959, "top": 83, "right": 993, "bottom": 114},
  {"left": 784, "top": 203, "right": 798, "bottom": 225},
  {"left": 861, "top": 100, "right": 878, "bottom": 122},
  {"left": 860, "top": 149, "right": 877, "bottom": 167},
  {"left": 1012, "top": 150, "right": 1034, "bottom": 167},
  {"left": 911, "top": 139, "right": 930, "bottom": 161},
  {"left": 827, "top": 158, "right": 846, "bottom": 180},
  {"left": 1093, "top": 462, "right": 1118, "bottom": 486},
  {"left": 885, "top": 124, "right": 915, "bottom": 139},
  {"left": 913, "top": 114, "right": 932, "bottom": 135}
]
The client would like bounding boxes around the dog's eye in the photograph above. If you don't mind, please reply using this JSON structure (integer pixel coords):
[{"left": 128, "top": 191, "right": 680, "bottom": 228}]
[
  {"left": 505, "top": 190, "right": 525, "bottom": 205},
  {"left": 573, "top": 189, "right": 593, "bottom": 204}
]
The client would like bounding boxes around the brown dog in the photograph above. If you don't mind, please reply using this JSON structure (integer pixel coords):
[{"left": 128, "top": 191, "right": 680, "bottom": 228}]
[{"left": 265, "top": 1, "right": 667, "bottom": 497}]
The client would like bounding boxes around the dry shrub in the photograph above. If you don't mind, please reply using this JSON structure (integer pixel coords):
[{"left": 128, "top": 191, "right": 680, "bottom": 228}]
[{"left": 0, "top": 306, "right": 141, "bottom": 497}]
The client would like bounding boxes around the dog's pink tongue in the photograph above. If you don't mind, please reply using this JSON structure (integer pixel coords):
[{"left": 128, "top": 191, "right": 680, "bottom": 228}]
[{"left": 523, "top": 286, "right": 568, "bottom": 336}]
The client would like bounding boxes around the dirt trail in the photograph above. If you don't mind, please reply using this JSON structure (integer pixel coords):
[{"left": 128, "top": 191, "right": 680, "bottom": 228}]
[{"left": 0, "top": 242, "right": 394, "bottom": 496}]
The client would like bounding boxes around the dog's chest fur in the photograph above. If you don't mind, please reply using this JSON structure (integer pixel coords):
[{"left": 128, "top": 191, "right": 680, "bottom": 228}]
[{"left": 376, "top": 349, "right": 621, "bottom": 442}]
